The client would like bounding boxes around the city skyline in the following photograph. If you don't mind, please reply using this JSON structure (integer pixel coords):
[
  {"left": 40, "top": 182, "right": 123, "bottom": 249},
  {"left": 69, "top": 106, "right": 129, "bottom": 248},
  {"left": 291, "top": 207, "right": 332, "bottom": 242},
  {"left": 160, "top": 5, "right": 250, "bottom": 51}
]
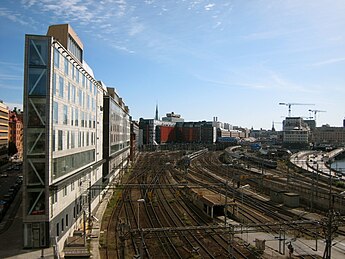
[{"left": 0, "top": 0, "right": 345, "bottom": 129}]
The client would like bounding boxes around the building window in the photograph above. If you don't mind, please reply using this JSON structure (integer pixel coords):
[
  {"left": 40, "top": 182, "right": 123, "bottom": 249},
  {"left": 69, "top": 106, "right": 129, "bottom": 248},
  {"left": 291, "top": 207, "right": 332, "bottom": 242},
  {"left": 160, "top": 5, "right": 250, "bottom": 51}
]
[
  {"left": 75, "top": 109, "right": 79, "bottom": 126},
  {"left": 71, "top": 131, "right": 75, "bottom": 149},
  {"left": 78, "top": 89, "right": 82, "bottom": 106},
  {"left": 72, "top": 65, "right": 75, "bottom": 80},
  {"left": 52, "top": 190, "right": 57, "bottom": 204},
  {"left": 68, "top": 82, "right": 71, "bottom": 101},
  {"left": 76, "top": 70, "right": 79, "bottom": 83},
  {"left": 63, "top": 185, "right": 67, "bottom": 196},
  {"left": 52, "top": 130, "right": 56, "bottom": 151},
  {"left": 64, "top": 58, "right": 69, "bottom": 75},
  {"left": 67, "top": 131, "right": 70, "bottom": 149},
  {"left": 71, "top": 107, "right": 74, "bottom": 126},
  {"left": 82, "top": 74, "right": 85, "bottom": 88},
  {"left": 56, "top": 223, "right": 59, "bottom": 236},
  {"left": 63, "top": 105, "right": 68, "bottom": 125},
  {"left": 72, "top": 85, "right": 76, "bottom": 103},
  {"left": 58, "top": 130, "right": 63, "bottom": 150},
  {"left": 81, "top": 112, "right": 84, "bottom": 127},
  {"left": 66, "top": 214, "right": 69, "bottom": 227},
  {"left": 71, "top": 181, "right": 75, "bottom": 191},
  {"left": 59, "top": 77, "right": 64, "bottom": 98},
  {"left": 53, "top": 102, "right": 58, "bottom": 124},
  {"left": 61, "top": 218, "right": 64, "bottom": 232},
  {"left": 54, "top": 48, "right": 59, "bottom": 68},
  {"left": 53, "top": 72, "right": 56, "bottom": 96}
]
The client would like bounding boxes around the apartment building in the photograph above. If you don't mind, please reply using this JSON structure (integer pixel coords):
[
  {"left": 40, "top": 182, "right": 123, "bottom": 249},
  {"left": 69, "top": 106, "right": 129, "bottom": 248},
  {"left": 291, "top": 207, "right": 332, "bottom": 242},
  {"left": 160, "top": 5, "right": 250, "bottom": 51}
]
[
  {"left": 23, "top": 24, "right": 130, "bottom": 250},
  {"left": 9, "top": 108, "right": 24, "bottom": 159},
  {"left": 0, "top": 101, "right": 9, "bottom": 162},
  {"left": 312, "top": 125, "right": 345, "bottom": 147}
]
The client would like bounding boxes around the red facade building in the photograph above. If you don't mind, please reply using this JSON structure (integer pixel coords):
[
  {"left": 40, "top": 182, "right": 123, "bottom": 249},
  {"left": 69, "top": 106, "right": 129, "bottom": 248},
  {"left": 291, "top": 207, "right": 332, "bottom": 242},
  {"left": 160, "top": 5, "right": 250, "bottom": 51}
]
[{"left": 9, "top": 108, "right": 23, "bottom": 159}]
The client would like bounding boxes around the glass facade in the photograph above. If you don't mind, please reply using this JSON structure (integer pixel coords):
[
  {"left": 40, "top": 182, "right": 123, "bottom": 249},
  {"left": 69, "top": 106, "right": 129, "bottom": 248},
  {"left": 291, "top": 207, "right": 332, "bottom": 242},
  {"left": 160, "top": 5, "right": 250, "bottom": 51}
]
[
  {"left": 109, "top": 99, "right": 130, "bottom": 156},
  {"left": 24, "top": 37, "right": 49, "bottom": 231},
  {"left": 50, "top": 44, "right": 98, "bottom": 180}
]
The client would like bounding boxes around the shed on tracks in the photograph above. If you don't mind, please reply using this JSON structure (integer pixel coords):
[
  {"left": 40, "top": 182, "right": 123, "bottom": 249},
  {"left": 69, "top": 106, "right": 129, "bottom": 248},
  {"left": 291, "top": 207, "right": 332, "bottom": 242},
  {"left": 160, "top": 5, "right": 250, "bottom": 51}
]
[
  {"left": 283, "top": 192, "right": 300, "bottom": 208},
  {"left": 270, "top": 189, "right": 288, "bottom": 203},
  {"left": 184, "top": 187, "right": 227, "bottom": 218}
]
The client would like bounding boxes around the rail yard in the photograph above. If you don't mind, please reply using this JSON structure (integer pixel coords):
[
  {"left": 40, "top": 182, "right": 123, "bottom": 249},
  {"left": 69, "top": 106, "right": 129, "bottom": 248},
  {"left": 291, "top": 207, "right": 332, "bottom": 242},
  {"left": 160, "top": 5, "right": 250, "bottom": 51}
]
[{"left": 99, "top": 147, "right": 345, "bottom": 258}]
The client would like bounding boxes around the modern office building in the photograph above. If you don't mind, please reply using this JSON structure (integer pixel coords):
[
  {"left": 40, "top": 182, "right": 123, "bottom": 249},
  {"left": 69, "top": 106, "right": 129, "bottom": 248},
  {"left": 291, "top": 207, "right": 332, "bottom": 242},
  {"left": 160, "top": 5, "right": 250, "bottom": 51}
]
[
  {"left": 130, "top": 120, "right": 140, "bottom": 161},
  {"left": 102, "top": 85, "right": 130, "bottom": 185},
  {"left": 282, "top": 117, "right": 310, "bottom": 148},
  {"left": 22, "top": 24, "right": 130, "bottom": 251},
  {"left": 0, "top": 101, "right": 9, "bottom": 162},
  {"left": 139, "top": 117, "right": 219, "bottom": 145}
]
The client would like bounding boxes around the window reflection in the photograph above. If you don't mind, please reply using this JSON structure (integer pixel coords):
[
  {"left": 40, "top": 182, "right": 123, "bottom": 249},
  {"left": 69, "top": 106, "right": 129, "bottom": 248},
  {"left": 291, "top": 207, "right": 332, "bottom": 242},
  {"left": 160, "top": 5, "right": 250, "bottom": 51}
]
[{"left": 28, "top": 68, "right": 47, "bottom": 96}]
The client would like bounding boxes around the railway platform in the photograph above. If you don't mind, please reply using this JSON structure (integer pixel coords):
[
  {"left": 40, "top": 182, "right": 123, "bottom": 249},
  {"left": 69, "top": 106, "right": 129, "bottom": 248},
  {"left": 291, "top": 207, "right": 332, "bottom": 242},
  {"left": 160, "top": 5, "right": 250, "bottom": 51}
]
[{"left": 89, "top": 187, "right": 114, "bottom": 259}]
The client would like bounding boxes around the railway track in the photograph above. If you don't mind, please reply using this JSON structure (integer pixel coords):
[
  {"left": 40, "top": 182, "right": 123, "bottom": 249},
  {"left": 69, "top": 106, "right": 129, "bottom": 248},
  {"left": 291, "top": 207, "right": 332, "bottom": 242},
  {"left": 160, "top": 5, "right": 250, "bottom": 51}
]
[
  {"left": 186, "top": 152, "right": 336, "bottom": 245},
  {"left": 101, "top": 150, "right": 345, "bottom": 258}
]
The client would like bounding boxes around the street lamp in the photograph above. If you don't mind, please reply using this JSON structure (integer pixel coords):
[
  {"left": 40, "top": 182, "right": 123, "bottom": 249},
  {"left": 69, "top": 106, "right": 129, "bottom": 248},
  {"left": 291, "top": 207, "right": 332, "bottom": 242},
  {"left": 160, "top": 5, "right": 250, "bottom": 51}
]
[
  {"left": 222, "top": 163, "right": 235, "bottom": 226},
  {"left": 238, "top": 184, "right": 250, "bottom": 223},
  {"left": 137, "top": 198, "right": 145, "bottom": 229},
  {"left": 137, "top": 198, "right": 145, "bottom": 259}
]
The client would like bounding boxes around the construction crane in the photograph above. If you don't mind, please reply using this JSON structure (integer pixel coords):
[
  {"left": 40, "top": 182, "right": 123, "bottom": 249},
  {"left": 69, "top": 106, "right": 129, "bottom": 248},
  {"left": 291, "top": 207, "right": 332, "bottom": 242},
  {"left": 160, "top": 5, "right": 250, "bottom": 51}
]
[
  {"left": 309, "top": 109, "right": 326, "bottom": 120},
  {"left": 279, "top": 102, "right": 315, "bottom": 117}
]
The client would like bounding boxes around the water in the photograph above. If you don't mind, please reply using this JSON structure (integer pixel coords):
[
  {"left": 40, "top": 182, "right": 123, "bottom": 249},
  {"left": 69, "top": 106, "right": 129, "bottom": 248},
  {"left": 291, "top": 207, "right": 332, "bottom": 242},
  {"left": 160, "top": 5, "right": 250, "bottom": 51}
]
[{"left": 331, "top": 159, "right": 345, "bottom": 172}]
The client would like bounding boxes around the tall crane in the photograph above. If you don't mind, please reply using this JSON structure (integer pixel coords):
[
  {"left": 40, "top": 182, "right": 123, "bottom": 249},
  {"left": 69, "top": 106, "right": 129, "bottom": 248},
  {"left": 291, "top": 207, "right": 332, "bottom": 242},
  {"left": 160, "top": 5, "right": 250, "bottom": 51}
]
[
  {"left": 309, "top": 109, "right": 326, "bottom": 120},
  {"left": 279, "top": 102, "right": 315, "bottom": 117}
]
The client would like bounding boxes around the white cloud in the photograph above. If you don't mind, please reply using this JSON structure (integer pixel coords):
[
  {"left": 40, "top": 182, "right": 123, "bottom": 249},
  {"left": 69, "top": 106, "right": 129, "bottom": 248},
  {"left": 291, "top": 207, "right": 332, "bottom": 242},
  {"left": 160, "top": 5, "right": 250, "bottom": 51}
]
[
  {"left": 0, "top": 7, "right": 30, "bottom": 26},
  {"left": 109, "top": 43, "right": 135, "bottom": 54},
  {"left": 0, "top": 74, "right": 22, "bottom": 80},
  {"left": 21, "top": 0, "right": 38, "bottom": 8},
  {"left": 312, "top": 57, "right": 345, "bottom": 67},
  {"left": 128, "top": 22, "right": 144, "bottom": 36},
  {"left": 204, "top": 3, "right": 215, "bottom": 11},
  {"left": 0, "top": 83, "right": 23, "bottom": 90}
]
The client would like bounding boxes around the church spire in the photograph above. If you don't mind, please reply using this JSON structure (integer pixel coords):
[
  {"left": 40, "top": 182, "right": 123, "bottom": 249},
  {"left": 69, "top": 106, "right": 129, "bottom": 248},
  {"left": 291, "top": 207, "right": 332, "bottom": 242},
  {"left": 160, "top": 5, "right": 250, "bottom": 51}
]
[{"left": 155, "top": 103, "right": 159, "bottom": 120}]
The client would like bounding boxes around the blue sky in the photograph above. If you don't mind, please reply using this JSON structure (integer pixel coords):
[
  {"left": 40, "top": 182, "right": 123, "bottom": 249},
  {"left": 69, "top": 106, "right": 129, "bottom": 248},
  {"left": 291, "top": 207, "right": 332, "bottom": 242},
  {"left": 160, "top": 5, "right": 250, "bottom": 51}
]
[{"left": 0, "top": 0, "right": 344, "bottom": 129}]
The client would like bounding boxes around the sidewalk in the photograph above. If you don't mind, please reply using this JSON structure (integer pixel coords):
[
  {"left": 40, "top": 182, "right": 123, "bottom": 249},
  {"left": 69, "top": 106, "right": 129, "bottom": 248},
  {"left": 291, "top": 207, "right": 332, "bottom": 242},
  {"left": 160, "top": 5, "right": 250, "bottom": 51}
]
[
  {"left": 0, "top": 194, "right": 55, "bottom": 259},
  {"left": 89, "top": 188, "right": 114, "bottom": 258},
  {"left": 0, "top": 186, "right": 114, "bottom": 259}
]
